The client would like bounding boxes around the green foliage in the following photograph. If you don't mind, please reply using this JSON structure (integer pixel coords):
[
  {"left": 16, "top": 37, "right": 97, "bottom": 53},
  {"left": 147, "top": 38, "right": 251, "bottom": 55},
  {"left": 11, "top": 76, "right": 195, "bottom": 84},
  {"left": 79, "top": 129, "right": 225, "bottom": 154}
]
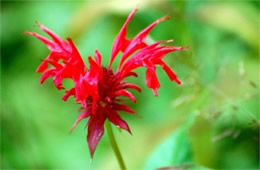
[
  {"left": 144, "top": 117, "right": 194, "bottom": 169},
  {"left": 1, "top": 0, "right": 259, "bottom": 169}
]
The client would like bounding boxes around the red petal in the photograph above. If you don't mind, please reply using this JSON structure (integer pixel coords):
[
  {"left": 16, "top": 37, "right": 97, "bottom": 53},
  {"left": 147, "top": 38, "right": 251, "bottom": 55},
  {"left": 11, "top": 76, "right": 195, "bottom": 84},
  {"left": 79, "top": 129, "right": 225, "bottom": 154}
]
[
  {"left": 92, "top": 97, "right": 97, "bottom": 115},
  {"left": 70, "top": 108, "right": 91, "bottom": 133},
  {"left": 75, "top": 84, "right": 86, "bottom": 104},
  {"left": 62, "top": 88, "right": 75, "bottom": 101},
  {"left": 106, "top": 109, "right": 131, "bottom": 134},
  {"left": 40, "top": 68, "right": 56, "bottom": 84},
  {"left": 67, "top": 38, "right": 86, "bottom": 72},
  {"left": 151, "top": 46, "right": 186, "bottom": 61},
  {"left": 112, "top": 103, "right": 136, "bottom": 114},
  {"left": 158, "top": 60, "right": 181, "bottom": 84},
  {"left": 81, "top": 100, "right": 87, "bottom": 109},
  {"left": 119, "top": 16, "right": 170, "bottom": 67},
  {"left": 145, "top": 66, "right": 160, "bottom": 96},
  {"left": 119, "top": 43, "right": 166, "bottom": 78},
  {"left": 120, "top": 62, "right": 140, "bottom": 79},
  {"left": 37, "top": 22, "right": 69, "bottom": 51},
  {"left": 115, "top": 89, "right": 136, "bottom": 103},
  {"left": 109, "top": 8, "right": 138, "bottom": 68},
  {"left": 87, "top": 112, "right": 105, "bottom": 158},
  {"left": 53, "top": 75, "right": 64, "bottom": 90},
  {"left": 75, "top": 76, "right": 88, "bottom": 102},
  {"left": 36, "top": 60, "right": 49, "bottom": 73},
  {"left": 94, "top": 50, "right": 102, "bottom": 66},
  {"left": 122, "top": 83, "right": 142, "bottom": 92},
  {"left": 123, "top": 71, "right": 138, "bottom": 78},
  {"left": 25, "top": 31, "right": 57, "bottom": 51},
  {"left": 45, "top": 59, "right": 63, "bottom": 69},
  {"left": 88, "top": 56, "right": 102, "bottom": 79}
]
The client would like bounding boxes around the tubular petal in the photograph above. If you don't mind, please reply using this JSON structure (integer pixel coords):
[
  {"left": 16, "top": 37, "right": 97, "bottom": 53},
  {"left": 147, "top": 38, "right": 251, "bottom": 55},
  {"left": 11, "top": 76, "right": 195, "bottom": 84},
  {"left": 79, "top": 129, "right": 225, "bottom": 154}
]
[
  {"left": 115, "top": 89, "right": 136, "bottom": 103},
  {"left": 94, "top": 50, "right": 102, "bottom": 66},
  {"left": 25, "top": 31, "right": 58, "bottom": 51},
  {"left": 62, "top": 88, "right": 76, "bottom": 101},
  {"left": 119, "top": 16, "right": 170, "bottom": 67},
  {"left": 40, "top": 69, "right": 56, "bottom": 84},
  {"left": 112, "top": 103, "right": 136, "bottom": 114},
  {"left": 53, "top": 75, "right": 64, "bottom": 90},
  {"left": 122, "top": 83, "right": 142, "bottom": 92},
  {"left": 145, "top": 66, "right": 160, "bottom": 96},
  {"left": 158, "top": 60, "right": 181, "bottom": 84},
  {"left": 88, "top": 56, "right": 103, "bottom": 79},
  {"left": 123, "top": 71, "right": 138, "bottom": 78},
  {"left": 109, "top": 8, "right": 138, "bottom": 68},
  {"left": 106, "top": 109, "right": 131, "bottom": 134},
  {"left": 37, "top": 22, "right": 69, "bottom": 51},
  {"left": 36, "top": 60, "right": 49, "bottom": 73},
  {"left": 70, "top": 109, "right": 91, "bottom": 133},
  {"left": 67, "top": 38, "right": 86, "bottom": 72},
  {"left": 87, "top": 112, "right": 105, "bottom": 158}
]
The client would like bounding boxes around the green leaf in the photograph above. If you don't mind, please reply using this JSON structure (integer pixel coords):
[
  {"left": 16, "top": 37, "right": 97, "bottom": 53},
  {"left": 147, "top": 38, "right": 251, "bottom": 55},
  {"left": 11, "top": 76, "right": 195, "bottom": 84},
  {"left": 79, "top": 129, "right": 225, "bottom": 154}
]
[{"left": 144, "top": 117, "right": 209, "bottom": 170}]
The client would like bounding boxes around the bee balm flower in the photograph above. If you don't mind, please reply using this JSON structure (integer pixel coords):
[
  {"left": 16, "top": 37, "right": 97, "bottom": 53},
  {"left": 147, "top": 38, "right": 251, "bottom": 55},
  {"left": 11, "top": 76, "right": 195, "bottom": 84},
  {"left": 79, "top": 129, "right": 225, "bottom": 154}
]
[{"left": 26, "top": 8, "right": 186, "bottom": 158}]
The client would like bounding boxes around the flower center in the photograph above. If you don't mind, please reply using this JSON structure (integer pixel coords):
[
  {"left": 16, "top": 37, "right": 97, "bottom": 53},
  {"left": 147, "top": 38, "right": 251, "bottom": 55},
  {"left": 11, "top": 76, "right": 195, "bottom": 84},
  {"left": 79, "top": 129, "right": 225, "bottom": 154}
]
[{"left": 98, "top": 67, "right": 122, "bottom": 105}]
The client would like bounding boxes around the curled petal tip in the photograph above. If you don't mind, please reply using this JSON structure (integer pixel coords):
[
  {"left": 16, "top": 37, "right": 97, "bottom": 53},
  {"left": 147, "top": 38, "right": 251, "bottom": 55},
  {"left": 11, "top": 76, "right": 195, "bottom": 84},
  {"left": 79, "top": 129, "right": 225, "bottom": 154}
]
[
  {"left": 152, "top": 89, "right": 159, "bottom": 97},
  {"left": 159, "top": 16, "right": 170, "bottom": 22},
  {"left": 35, "top": 21, "right": 44, "bottom": 29},
  {"left": 176, "top": 79, "right": 181, "bottom": 85},
  {"left": 24, "top": 31, "right": 32, "bottom": 35},
  {"left": 135, "top": 113, "right": 142, "bottom": 119},
  {"left": 132, "top": 7, "right": 138, "bottom": 13},
  {"left": 128, "top": 129, "right": 133, "bottom": 135},
  {"left": 182, "top": 46, "right": 189, "bottom": 50},
  {"left": 69, "top": 126, "right": 76, "bottom": 134},
  {"left": 35, "top": 21, "right": 43, "bottom": 28},
  {"left": 66, "top": 37, "right": 72, "bottom": 42},
  {"left": 166, "top": 40, "right": 174, "bottom": 43}
]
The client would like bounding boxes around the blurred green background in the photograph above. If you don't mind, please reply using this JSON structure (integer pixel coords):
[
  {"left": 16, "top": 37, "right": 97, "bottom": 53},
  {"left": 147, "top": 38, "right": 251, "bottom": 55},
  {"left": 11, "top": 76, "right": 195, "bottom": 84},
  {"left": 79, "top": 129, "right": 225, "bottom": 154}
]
[{"left": 1, "top": 0, "right": 259, "bottom": 169}]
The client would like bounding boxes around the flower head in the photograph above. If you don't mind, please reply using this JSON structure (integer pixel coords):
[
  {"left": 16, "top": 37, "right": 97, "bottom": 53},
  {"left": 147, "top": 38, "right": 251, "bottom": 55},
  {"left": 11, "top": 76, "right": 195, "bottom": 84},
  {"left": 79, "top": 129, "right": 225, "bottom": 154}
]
[{"left": 26, "top": 8, "right": 186, "bottom": 158}]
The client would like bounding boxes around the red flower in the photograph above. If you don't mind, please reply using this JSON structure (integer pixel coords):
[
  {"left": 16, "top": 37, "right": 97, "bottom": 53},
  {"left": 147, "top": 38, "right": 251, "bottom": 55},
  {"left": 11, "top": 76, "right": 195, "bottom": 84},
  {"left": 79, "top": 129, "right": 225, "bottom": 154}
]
[{"left": 26, "top": 8, "right": 186, "bottom": 158}]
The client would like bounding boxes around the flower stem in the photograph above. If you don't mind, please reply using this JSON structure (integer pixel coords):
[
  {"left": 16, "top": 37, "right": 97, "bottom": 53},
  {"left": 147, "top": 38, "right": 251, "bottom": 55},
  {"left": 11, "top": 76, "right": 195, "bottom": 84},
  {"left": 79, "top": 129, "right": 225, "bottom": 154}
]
[{"left": 105, "top": 121, "right": 126, "bottom": 170}]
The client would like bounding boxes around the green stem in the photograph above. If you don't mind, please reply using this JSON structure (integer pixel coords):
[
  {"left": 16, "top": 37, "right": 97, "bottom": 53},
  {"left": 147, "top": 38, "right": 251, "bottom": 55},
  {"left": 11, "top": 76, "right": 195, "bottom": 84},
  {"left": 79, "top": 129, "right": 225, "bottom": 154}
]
[{"left": 105, "top": 121, "right": 126, "bottom": 170}]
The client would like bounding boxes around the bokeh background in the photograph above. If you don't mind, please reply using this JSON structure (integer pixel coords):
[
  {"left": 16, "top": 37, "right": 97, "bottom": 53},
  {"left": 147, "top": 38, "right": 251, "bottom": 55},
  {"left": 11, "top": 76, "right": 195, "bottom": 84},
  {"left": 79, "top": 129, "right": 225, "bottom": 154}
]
[{"left": 1, "top": 0, "right": 259, "bottom": 169}]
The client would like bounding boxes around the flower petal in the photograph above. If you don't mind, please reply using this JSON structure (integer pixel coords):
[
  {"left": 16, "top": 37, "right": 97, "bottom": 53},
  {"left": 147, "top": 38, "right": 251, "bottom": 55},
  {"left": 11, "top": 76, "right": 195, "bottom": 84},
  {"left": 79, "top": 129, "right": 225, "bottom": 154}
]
[
  {"left": 53, "top": 74, "right": 64, "bottom": 90},
  {"left": 119, "top": 16, "right": 170, "bottom": 67},
  {"left": 122, "top": 83, "right": 142, "bottom": 92},
  {"left": 87, "top": 112, "right": 105, "bottom": 158},
  {"left": 36, "top": 60, "right": 49, "bottom": 73},
  {"left": 62, "top": 88, "right": 76, "bottom": 101},
  {"left": 115, "top": 89, "right": 136, "bottom": 103},
  {"left": 145, "top": 66, "right": 160, "bottom": 96},
  {"left": 157, "top": 60, "right": 181, "bottom": 84},
  {"left": 37, "top": 22, "right": 70, "bottom": 52},
  {"left": 88, "top": 56, "right": 103, "bottom": 80},
  {"left": 112, "top": 103, "right": 136, "bottom": 114},
  {"left": 109, "top": 8, "right": 138, "bottom": 68},
  {"left": 67, "top": 38, "right": 86, "bottom": 74},
  {"left": 94, "top": 50, "right": 102, "bottom": 66},
  {"left": 123, "top": 71, "right": 138, "bottom": 78},
  {"left": 106, "top": 108, "right": 131, "bottom": 134},
  {"left": 25, "top": 31, "right": 57, "bottom": 51},
  {"left": 70, "top": 108, "right": 91, "bottom": 133},
  {"left": 40, "top": 68, "right": 56, "bottom": 84}
]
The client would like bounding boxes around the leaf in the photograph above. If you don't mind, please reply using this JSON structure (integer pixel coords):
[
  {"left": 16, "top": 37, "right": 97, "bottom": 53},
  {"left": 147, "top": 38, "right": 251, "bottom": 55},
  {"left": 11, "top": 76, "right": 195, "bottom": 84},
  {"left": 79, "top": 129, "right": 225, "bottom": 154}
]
[
  {"left": 157, "top": 164, "right": 209, "bottom": 170},
  {"left": 144, "top": 116, "right": 209, "bottom": 170}
]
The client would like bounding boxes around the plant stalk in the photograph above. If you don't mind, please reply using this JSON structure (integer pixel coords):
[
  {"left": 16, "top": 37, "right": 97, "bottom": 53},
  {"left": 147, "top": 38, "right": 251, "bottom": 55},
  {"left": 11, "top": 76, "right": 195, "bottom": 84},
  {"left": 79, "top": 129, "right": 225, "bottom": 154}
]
[{"left": 105, "top": 121, "right": 126, "bottom": 170}]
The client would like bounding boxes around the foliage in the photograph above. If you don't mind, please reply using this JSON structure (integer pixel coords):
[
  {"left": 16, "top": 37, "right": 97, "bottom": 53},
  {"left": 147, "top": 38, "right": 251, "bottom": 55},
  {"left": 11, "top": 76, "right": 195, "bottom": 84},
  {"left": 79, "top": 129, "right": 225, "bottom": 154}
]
[{"left": 1, "top": 0, "right": 259, "bottom": 169}]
